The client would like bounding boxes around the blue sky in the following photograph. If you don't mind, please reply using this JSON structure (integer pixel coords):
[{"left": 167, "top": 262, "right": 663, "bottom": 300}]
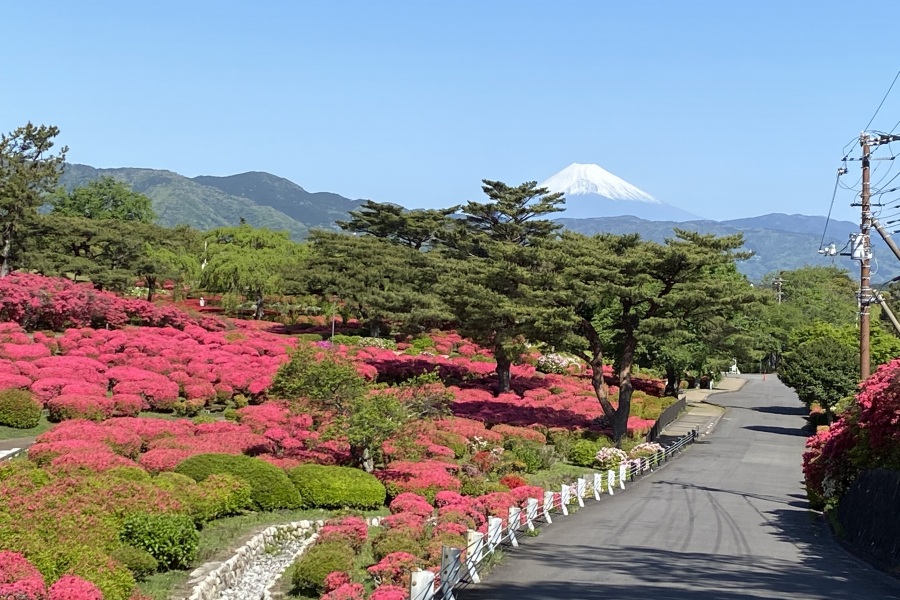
[{"left": 4, "top": 1, "right": 900, "bottom": 224}]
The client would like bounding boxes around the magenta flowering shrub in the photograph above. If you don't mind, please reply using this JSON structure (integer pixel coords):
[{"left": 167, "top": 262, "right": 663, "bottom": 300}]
[
  {"left": 368, "top": 585, "right": 409, "bottom": 600},
  {"left": 0, "top": 550, "right": 46, "bottom": 600},
  {"left": 0, "top": 272, "right": 220, "bottom": 331},
  {"left": 367, "top": 552, "right": 422, "bottom": 588},
  {"left": 388, "top": 493, "right": 433, "bottom": 517},
  {"left": 802, "top": 358, "right": 900, "bottom": 509},
  {"left": 320, "top": 582, "right": 365, "bottom": 600},
  {"left": 318, "top": 516, "right": 369, "bottom": 551},
  {"left": 47, "top": 575, "right": 103, "bottom": 600}
]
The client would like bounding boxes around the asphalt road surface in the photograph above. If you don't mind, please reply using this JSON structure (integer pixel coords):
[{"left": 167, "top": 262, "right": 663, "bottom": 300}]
[{"left": 461, "top": 375, "right": 900, "bottom": 600}]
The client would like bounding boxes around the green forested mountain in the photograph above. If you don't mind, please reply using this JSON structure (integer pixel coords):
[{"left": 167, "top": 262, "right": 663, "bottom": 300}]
[
  {"left": 556, "top": 215, "right": 898, "bottom": 282},
  {"left": 59, "top": 164, "right": 311, "bottom": 239},
  {"left": 192, "top": 172, "right": 366, "bottom": 229}
]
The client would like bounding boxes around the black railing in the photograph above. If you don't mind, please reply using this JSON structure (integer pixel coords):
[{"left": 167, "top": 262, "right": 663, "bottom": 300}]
[{"left": 646, "top": 394, "right": 687, "bottom": 442}]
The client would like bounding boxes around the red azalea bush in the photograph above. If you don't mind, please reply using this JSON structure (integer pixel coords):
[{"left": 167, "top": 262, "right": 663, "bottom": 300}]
[
  {"left": 0, "top": 272, "right": 221, "bottom": 331},
  {"left": 321, "top": 582, "right": 366, "bottom": 600},
  {"left": 803, "top": 357, "right": 900, "bottom": 509},
  {"left": 318, "top": 516, "right": 369, "bottom": 552},
  {"left": 0, "top": 551, "right": 46, "bottom": 600},
  {"left": 366, "top": 552, "right": 422, "bottom": 588},
  {"left": 48, "top": 575, "right": 103, "bottom": 600},
  {"left": 368, "top": 584, "right": 410, "bottom": 600}
]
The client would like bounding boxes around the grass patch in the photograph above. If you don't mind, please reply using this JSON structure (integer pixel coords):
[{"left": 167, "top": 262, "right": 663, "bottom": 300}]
[
  {"left": 525, "top": 461, "right": 600, "bottom": 491},
  {"left": 0, "top": 414, "right": 52, "bottom": 441},
  {"left": 138, "top": 508, "right": 386, "bottom": 600}
]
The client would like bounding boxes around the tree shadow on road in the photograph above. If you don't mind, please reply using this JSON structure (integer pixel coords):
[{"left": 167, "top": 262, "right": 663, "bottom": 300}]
[
  {"left": 461, "top": 491, "right": 900, "bottom": 600},
  {"left": 743, "top": 424, "right": 810, "bottom": 437}
]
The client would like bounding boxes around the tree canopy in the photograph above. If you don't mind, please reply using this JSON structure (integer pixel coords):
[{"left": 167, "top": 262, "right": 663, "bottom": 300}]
[
  {"left": 51, "top": 176, "right": 156, "bottom": 223},
  {"left": 0, "top": 123, "right": 67, "bottom": 277}
]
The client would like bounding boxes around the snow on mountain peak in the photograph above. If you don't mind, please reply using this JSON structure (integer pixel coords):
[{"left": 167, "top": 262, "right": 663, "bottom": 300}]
[{"left": 539, "top": 163, "right": 659, "bottom": 204}]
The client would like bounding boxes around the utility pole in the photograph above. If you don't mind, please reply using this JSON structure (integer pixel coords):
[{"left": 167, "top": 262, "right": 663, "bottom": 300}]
[
  {"left": 772, "top": 276, "right": 784, "bottom": 304},
  {"left": 859, "top": 133, "right": 872, "bottom": 381}
]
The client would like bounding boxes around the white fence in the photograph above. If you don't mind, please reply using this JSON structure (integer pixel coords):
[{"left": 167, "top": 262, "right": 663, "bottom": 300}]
[{"left": 408, "top": 429, "right": 698, "bottom": 600}]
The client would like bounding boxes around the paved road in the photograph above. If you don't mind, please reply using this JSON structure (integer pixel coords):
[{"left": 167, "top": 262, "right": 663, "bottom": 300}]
[{"left": 462, "top": 375, "right": 900, "bottom": 600}]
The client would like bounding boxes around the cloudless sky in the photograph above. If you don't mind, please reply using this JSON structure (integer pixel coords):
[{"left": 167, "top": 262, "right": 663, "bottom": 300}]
[{"left": 4, "top": 1, "right": 900, "bottom": 225}]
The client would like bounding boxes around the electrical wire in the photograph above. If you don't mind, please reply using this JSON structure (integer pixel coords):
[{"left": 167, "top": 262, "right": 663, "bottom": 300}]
[
  {"left": 819, "top": 172, "right": 842, "bottom": 251},
  {"left": 864, "top": 70, "right": 900, "bottom": 132}
]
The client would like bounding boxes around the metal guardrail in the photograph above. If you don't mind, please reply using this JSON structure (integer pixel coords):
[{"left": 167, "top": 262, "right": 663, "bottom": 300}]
[
  {"left": 410, "top": 428, "right": 700, "bottom": 600},
  {"left": 646, "top": 394, "right": 687, "bottom": 442}
]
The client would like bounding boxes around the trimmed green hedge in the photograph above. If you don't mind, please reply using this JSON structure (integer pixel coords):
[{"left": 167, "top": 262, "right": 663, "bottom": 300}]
[
  {"left": 290, "top": 541, "right": 354, "bottom": 596},
  {"left": 287, "top": 464, "right": 386, "bottom": 510},
  {"left": 0, "top": 389, "right": 41, "bottom": 429},
  {"left": 174, "top": 453, "right": 301, "bottom": 511}
]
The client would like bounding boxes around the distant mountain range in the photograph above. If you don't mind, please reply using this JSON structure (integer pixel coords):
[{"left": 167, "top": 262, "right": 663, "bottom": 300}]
[{"left": 57, "top": 163, "right": 895, "bottom": 282}]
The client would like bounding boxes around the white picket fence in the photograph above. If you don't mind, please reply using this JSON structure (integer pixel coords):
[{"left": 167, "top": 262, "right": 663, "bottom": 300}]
[
  {"left": 408, "top": 429, "right": 698, "bottom": 600},
  {"left": 0, "top": 447, "right": 23, "bottom": 461}
]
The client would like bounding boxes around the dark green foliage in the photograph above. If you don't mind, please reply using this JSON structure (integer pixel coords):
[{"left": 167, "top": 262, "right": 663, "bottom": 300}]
[
  {"left": 372, "top": 529, "right": 425, "bottom": 562},
  {"left": 287, "top": 464, "right": 386, "bottom": 509},
  {"left": 337, "top": 199, "right": 457, "bottom": 250},
  {"left": 270, "top": 345, "right": 368, "bottom": 408},
  {"left": 302, "top": 231, "right": 451, "bottom": 336},
  {"left": 119, "top": 513, "right": 199, "bottom": 570},
  {"left": 439, "top": 180, "right": 569, "bottom": 393},
  {"left": 0, "top": 122, "right": 67, "bottom": 276},
  {"left": 0, "top": 389, "right": 41, "bottom": 428},
  {"left": 779, "top": 324, "right": 859, "bottom": 422},
  {"left": 111, "top": 544, "right": 159, "bottom": 580},
  {"left": 555, "top": 229, "right": 754, "bottom": 444},
  {"left": 290, "top": 541, "right": 355, "bottom": 596},
  {"left": 174, "top": 453, "right": 301, "bottom": 511}
]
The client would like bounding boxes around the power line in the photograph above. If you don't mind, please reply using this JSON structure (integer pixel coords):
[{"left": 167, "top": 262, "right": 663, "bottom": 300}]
[
  {"left": 864, "top": 70, "right": 900, "bottom": 131},
  {"left": 819, "top": 170, "right": 844, "bottom": 250}
]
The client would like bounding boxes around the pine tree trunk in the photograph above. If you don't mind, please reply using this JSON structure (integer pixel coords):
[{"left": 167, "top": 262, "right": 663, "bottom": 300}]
[
  {"left": 664, "top": 364, "right": 678, "bottom": 397},
  {"left": 612, "top": 334, "right": 639, "bottom": 447},
  {"left": 495, "top": 347, "right": 512, "bottom": 394},
  {"left": 254, "top": 293, "right": 264, "bottom": 320},
  {"left": 0, "top": 224, "right": 12, "bottom": 278}
]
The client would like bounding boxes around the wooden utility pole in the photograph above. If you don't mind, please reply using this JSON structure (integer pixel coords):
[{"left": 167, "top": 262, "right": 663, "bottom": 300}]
[{"left": 860, "top": 133, "right": 872, "bottom": 381}]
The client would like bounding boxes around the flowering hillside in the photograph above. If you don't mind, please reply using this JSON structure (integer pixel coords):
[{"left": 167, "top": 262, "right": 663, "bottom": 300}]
[{"left": 0, "top": 274, "right": 669, "bottom": 600}]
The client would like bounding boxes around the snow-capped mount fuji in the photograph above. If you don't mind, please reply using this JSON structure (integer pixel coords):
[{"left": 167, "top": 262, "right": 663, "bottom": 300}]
[{"left": 540, "top": 163, "right": 702, "bottom": 222}]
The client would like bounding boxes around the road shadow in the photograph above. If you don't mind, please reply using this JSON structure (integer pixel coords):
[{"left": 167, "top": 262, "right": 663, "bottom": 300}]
[
  {"left": 461, "top": 507, "right": 900, "bottom": 599},
  {"left": 753, "top": 405, "right": 808, "bottom": 416},
  {"left": 743, "top": 424, "right": 810, "bottom": 438}
]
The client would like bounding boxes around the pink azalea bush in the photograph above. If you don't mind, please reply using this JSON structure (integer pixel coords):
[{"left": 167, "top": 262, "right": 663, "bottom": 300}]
[
  {"left": 48, "top": 575, "right": 103, "bottom": 600},
  {"left": 0, "top": 551, "right": 46, "bottom": 600}
]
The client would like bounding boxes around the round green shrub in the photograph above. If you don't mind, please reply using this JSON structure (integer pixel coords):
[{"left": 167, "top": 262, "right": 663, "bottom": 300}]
[
  {"left": 290, "top": 541, "right": 354, "bottom": 596},
  {"left": 154, "top": 471, "right": 197, "bottom": 488},
  {"left": 119, "top": 512, "right": 199, "bottom": 570},
  {"left": 372, "top": 530, "right": 425, "bottom": 562},
  {"left": 569, "top": 439, "right": 603, "bottom": 467},
  {"left": 191, "top": 474, "right": 254, "bottom": 521},
  {"left": 0, "top": 388, "right": 42, "bottom": 429},
  {"left": 506, "top": 441, "right": 544, "bottom": 474},
  {"left": 107, "top": 466, "right": 152, "bottom": 483},
  {"left": 111, "top": 544, "right": 159, "bottom": 580},
  {"left": 174, "top": 453, "right": 301, "bottom": 511},
  {"left": 287, "top": 464, "right": 386, "bottom": 510}
]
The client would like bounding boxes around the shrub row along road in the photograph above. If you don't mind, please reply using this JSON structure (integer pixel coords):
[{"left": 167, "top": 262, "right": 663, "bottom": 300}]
[{"left": 462, "top": 375, "right": 900, "bottom": 600}]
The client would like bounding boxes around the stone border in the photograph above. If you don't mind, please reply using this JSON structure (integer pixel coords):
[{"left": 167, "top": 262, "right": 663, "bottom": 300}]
[
  {"left": 184, "top": 520, "right": 317, "bottom": 600},
  {"left": 184, "top": 516, "right": 384, "bottom": 600}
]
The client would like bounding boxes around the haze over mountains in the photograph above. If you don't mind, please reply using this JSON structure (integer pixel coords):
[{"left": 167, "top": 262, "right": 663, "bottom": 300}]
[{"left": 58, "top": 162, "right": 891, "bottom": 282}]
